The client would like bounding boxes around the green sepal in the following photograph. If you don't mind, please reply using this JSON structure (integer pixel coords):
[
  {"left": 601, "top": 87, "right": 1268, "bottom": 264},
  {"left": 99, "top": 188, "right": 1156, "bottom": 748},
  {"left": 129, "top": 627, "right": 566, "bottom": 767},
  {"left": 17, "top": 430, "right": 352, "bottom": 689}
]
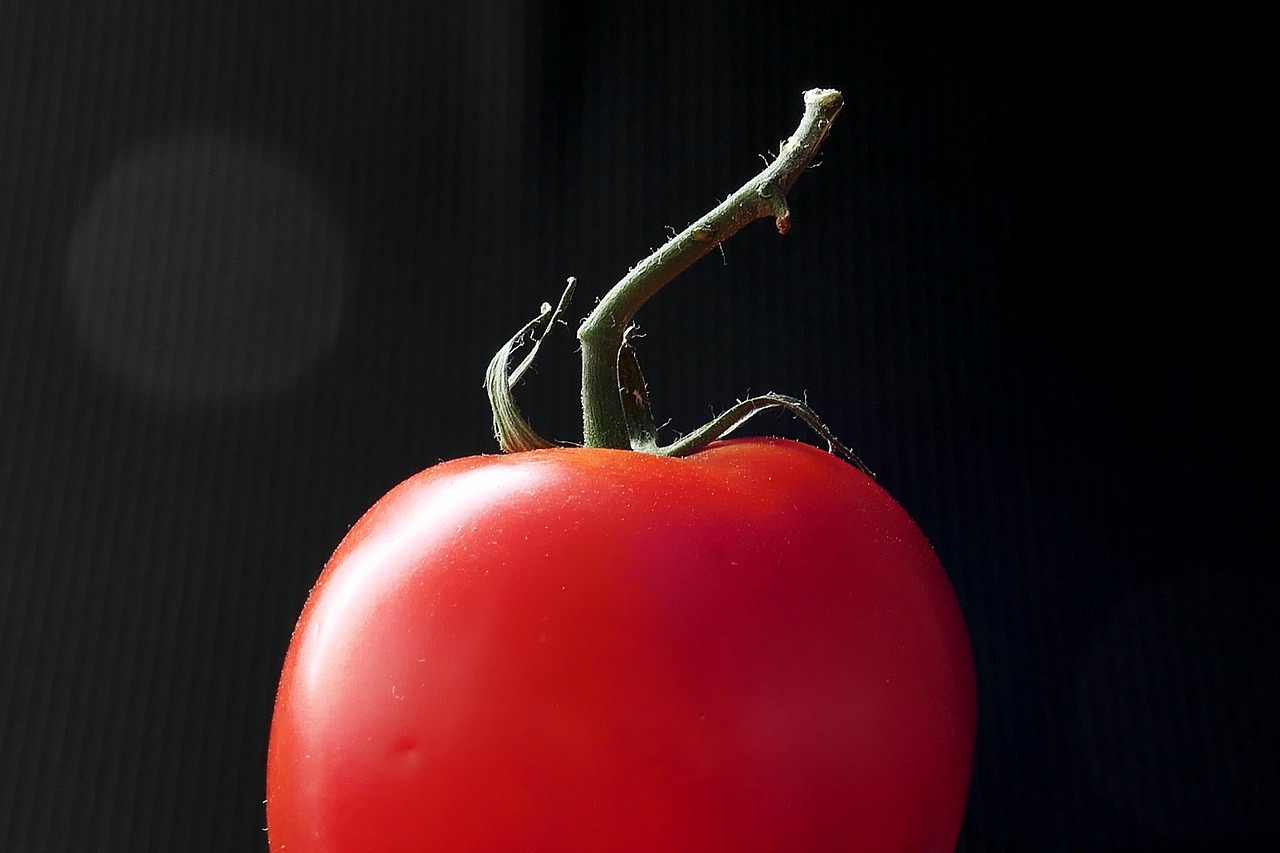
[{"left": 483, "top": 278, "right": 576, "bottom": 453}]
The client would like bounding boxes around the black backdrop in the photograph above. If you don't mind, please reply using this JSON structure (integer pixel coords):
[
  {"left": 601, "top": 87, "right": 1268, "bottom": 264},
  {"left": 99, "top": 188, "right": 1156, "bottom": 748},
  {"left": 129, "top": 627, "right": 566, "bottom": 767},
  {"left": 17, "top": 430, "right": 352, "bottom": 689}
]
[{"left": 2, "top": 1, "right": 1274, "bottom": 850}]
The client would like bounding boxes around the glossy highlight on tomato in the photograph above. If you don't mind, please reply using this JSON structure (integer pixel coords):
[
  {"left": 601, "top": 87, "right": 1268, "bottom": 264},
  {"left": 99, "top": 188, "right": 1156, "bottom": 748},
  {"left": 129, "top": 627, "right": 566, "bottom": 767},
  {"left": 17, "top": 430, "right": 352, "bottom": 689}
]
[{"left": 266, "top": 439, "right": 976, "bottom": 851}]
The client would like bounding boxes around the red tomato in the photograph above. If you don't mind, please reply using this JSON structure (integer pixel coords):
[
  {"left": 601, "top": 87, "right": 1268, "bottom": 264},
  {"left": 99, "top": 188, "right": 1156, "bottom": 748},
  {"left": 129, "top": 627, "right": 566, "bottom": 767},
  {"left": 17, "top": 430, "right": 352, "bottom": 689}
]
[{"left": 267, "top": 438, "right": 976, "bottom": 851}]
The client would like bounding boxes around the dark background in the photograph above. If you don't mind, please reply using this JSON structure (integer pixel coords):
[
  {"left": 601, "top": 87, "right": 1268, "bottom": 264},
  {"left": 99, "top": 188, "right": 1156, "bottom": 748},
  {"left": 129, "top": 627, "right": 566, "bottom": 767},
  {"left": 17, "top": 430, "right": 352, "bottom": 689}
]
[{"left": 2, "top": 1, "right": 1273, "bottom": 850}]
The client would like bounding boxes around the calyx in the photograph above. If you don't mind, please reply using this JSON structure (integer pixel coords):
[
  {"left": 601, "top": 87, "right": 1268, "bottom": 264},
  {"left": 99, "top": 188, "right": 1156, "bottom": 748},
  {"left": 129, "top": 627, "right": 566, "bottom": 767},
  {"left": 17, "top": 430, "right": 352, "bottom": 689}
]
[{"left": 484, "top": 88, "right": 867, "bottom": 473}]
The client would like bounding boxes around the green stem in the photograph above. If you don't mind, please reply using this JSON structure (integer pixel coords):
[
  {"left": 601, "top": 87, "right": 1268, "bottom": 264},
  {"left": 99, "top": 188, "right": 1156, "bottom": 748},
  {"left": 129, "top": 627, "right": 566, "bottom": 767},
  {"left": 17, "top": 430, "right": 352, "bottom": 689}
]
[{"left": 577, "top": 88, "right": 845, "bottom": 449}]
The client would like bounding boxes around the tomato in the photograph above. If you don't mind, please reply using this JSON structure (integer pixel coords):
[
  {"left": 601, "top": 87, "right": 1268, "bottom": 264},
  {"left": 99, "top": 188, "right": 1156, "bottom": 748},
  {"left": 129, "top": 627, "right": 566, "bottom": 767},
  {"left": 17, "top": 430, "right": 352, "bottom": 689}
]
[
  {"left": 268, "top": 87, "right": 975, "bottom": 850},
  {"left": 266, "top": 438, "right": 976, "bottom": 851}
]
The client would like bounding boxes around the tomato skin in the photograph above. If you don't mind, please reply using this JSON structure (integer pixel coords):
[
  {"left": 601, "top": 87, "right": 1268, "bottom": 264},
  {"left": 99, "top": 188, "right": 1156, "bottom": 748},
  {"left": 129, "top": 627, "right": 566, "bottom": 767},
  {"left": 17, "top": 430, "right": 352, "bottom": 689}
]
[{"left": 266, "top": 438, "right": 976, "bottom": 851}]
